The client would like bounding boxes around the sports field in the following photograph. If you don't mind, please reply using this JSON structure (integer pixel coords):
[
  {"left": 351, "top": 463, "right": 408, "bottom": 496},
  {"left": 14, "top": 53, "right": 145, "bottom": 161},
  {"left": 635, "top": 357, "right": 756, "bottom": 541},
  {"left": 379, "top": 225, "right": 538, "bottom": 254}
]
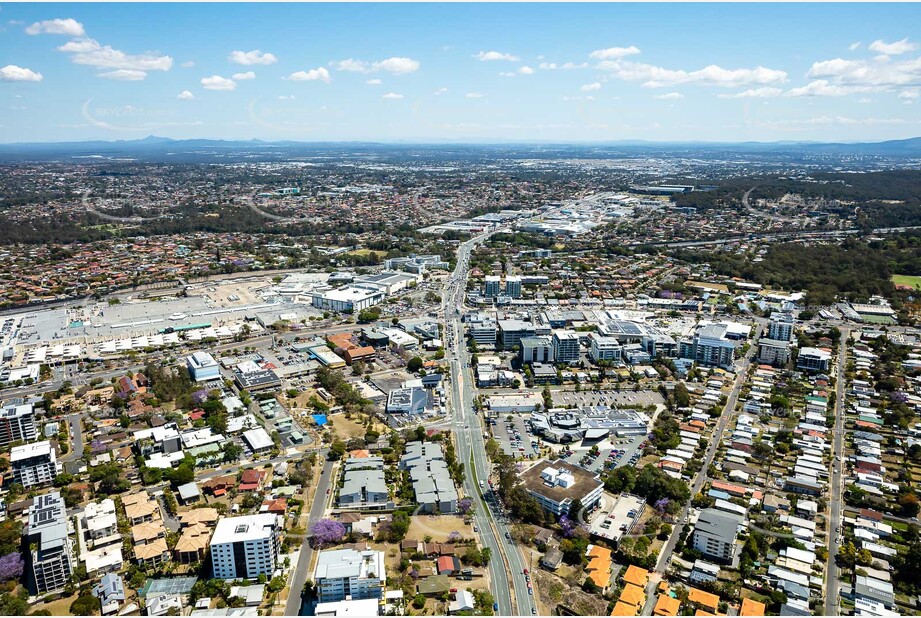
[{"left": 892, "top": 275, "right": 921, "bottom": 289}]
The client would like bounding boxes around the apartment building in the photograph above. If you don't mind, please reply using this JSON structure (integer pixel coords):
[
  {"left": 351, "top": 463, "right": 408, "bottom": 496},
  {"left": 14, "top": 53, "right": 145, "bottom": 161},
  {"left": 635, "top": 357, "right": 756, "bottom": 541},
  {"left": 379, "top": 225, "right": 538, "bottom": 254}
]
[
  {"left": 11, "top": 440, "right": 58, "bottom": 489},
  {"left": 25, "top": 492, "right": 74, "bottom": 594},
  {"left": 0, "top": 402, "right": 37, "bottom": 448},
  {"left": 520, "top": 335, "right": 554, "bottom": 364},
  {"left": 210, "top": 514, "right": 282, "bottom": 580},
  {"left": 314, "top": 548, "right": 386, "bottom": 603},
  {"left": 691, "top": 508, "right": 744, "bottom": 564},
  {"left": 552, "top": 330, "right": 581, "bottom": 364}
]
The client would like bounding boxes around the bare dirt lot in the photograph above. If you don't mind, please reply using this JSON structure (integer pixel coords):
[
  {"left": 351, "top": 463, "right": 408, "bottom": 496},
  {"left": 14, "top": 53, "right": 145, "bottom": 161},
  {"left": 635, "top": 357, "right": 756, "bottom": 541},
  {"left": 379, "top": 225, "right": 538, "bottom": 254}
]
[{"left": 407, "top": 514, "right": 474, "bottom": 542}]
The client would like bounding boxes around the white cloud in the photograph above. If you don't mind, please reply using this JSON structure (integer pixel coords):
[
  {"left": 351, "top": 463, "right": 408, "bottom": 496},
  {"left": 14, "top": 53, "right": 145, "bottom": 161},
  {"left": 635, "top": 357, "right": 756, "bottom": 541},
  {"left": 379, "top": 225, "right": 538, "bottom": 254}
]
[
  {"left": 900, "top": 89, "right": 920, "bottom": 102},
  {"left": 654, "top": 91, "right": 684, "bottom": 100},
  {"left": 25, "top": 18, "right": 84, "bottom": 36},
  {"left": 465, "top": 92, "right": 485, "bottom": 98},
  {"left": 539, "top": 62, "right": 588, "bottom": 70},
  {"left": 499, "top": 72, "right": 517, "bottom": 78},
  {"left": 232, "top": 71, "right": 256, "bottom": 80},
  {"left": 473, "top": 51, "right": 519, "bottom": 62},
  {"left": 201, "top": 75, "right": 236, "bottom": 91},
  {"left": 0, "top": 65, "right": 43, "bottom": 82},
  {"left": 177, "top": 90, "right": 194, "bottom": 100},
  {"left": 229, "top": 50, "right": 277, "bottom": 65},
  {"left": 58, "top": 38, "right": 173, "bottom": 72},
  {"left": 277, "top": 95, "right": 296, "bottom": 100},
  {"left": 366, "top": 78, "right": 382, "bottom": 85},
  {"left": 433, "top": 87, "right": 448, "bottom": 95},
  {"left": 98, "top": 69, "right": 147, "bottom": 81},
  {"left": 180, "top": 60, "right": 195, "bottom": 68},
  {"left": 382, "top": 92, "right": 403, "bottom": 99},
  {"left": 589, "top": 46, "right": 641, "bottom": 60},
  {"left": 717, "top": 87, "right": 783, "bottom": 98},
  {"left": 806, "top": 56, "right": 921, "bottom": 89},
  {"left": 869, "top": 38, "right": 918, "bottom": 56},
  {"left": 331, "top": 57, "right": 420, "bottom": 74},
  {"left": 581, "top": 82, "right": 602, "bottom": 92},
  {"left": 375, "top": 57, "right": 420, "bottom": 74},
  {"left": 849, "top": 42, "right": 861, "bottom": 51},
  {"left": 596, "top": 57, "right": 788, "bottom": 88},
  {"left": 784, "top": 79, "right": 871, "bottom": 97},
  {"left": 518, "top": 66, "right": 534, "bottom": 75},
  {"left": 287, "top": 67, "right": 331, "bottom": 83}
]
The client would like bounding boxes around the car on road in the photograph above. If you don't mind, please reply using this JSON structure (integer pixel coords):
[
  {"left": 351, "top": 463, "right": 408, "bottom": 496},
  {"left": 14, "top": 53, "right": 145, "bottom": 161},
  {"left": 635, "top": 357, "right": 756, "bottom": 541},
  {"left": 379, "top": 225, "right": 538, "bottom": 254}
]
[
  {"left": 523, "top": 569, "right": 528, "bottom": 575},
  {"left": 531, "top": 609, "right": 536, "bottom": 615},
  {"left": 505, "top": 532, "right": 511, "bottom": 540},
  {"left": 528, "top": 588, "right": 533, "bottom": 595}
]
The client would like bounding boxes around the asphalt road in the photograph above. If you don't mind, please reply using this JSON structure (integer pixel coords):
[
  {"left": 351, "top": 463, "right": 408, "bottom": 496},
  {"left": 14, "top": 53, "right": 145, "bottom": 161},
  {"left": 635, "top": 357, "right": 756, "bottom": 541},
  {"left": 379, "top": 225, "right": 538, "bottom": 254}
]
[
  {"left": 285, "top": 452, "right": 334, "bottom": 617},
  {"left": 442, "top": 230, "right": 536, "bottom": 616},
  {"left": 825, "top": 328, "right": 850, "bottom": 616},
  {"left": 61, "top": 413, "right": 84, "bottom": 463}
]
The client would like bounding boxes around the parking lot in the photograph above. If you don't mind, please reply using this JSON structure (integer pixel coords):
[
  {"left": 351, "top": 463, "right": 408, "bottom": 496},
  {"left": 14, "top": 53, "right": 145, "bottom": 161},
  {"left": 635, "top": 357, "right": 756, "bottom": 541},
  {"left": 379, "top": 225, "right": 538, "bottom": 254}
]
[
  {"left": 551, "top": 389, "right": 663, "bottom": 409},
  {"left": 490, "top": 413, "right": 540, "bottom": 459},
  {"left": 559, "top": 432, "right": 647, "bottom": 474}
]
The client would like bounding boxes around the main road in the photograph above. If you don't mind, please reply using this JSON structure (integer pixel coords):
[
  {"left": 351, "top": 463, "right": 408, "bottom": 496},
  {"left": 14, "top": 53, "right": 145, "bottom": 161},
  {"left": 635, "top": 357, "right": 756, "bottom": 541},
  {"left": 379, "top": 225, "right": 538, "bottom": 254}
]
[
  {"left": 441, "top": 230, "right": 536, "bottom": 616},
  {"left": 825, "top": 328, "right": 850, "bottom": 616},
  {"left": 284, "top": 452, "right": 335, "bottom": 616}
]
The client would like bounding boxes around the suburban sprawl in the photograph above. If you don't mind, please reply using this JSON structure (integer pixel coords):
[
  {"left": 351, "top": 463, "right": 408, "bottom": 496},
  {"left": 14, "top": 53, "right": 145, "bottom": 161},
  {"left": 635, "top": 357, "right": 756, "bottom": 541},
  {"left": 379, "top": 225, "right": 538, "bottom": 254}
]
[{"left": 1, "top": 141, "right": 921, "bottom": 617}]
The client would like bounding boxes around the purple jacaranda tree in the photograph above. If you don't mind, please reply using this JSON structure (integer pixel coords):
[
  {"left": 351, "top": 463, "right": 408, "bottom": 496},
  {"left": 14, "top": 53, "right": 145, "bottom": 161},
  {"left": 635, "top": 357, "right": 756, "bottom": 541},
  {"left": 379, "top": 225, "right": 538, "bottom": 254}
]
[
  {"left": 448, "top": 531, "right": 462, "bottom": 543},
  {"left": 310, "top": 518, "right": 346, "bottom": 547},
  {"left": 458, "top": 497, "right": 473, "bottom": 515},
  {"left": 654, "top": 498, "right": 670, "bottom": 515},
  {"left": 559, "top": 514, "right": 576, "bottom": 538},
  {"left": 0, "top": 553, "right": 24, "bottom": 581}
]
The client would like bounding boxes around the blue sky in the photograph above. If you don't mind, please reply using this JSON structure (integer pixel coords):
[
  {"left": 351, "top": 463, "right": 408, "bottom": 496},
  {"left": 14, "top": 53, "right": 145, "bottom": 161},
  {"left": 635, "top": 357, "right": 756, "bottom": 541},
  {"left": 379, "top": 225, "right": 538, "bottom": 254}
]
[{"left": 1, "top": 3, "right": 920, "bottom": 143}]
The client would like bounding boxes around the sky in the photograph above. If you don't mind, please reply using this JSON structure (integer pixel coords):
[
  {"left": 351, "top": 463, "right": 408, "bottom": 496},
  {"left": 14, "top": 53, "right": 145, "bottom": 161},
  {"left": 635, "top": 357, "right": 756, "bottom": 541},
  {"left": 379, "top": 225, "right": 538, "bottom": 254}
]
[{"left": 1, "top": 2, "right": 920, "bottom": 144}]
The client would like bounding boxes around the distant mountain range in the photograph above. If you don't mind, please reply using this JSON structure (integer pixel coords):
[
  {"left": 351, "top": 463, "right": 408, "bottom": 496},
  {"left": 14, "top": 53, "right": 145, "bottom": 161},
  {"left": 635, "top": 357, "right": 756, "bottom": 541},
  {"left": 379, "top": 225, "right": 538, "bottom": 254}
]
[{"left": 0, "top": 135, "right": 918, "bottom": 162}]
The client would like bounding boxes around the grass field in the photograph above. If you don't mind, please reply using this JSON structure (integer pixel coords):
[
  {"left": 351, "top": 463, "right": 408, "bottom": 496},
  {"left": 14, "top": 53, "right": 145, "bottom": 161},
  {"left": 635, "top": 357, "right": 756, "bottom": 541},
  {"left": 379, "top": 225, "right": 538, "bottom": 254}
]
[
  {"left": 892, "top": 274, "right": 921, "bottom": 288},
  {"left": 346, "top": 249, "right": 381, "bottom": 257}
]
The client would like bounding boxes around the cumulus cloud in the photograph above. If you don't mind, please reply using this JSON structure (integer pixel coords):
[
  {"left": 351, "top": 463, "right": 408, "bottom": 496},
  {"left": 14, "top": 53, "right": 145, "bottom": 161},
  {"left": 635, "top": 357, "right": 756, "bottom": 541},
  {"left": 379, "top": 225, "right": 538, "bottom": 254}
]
[
  {"left": 287, "top": 67, "right": 331, "bottom": 83},
  {"left": 25, "top": 18, "right": 84, "bottom": 36},
  {"left": 518, "top": 66, "right": 534, "bottom": 75},
  {"left": 0, "top": 65, "right": 43, "bottom": 82},
  {"left": 366, "top": 78, "right": 382, "bottom": 85},
  {"left": 783, "top": 79, "right": 872, "bottom": 97},
  {"left": 433, "top": 87, "right": 448, "bottom": 95},
  {"left": 900, "top": 89, "right": 920, "bottom": 102},
  {"left": 806, "top": 56, "right": 921, "bottom": 89},
  {"left": 465, "top": 92, "right": 485, "bottom": 98},
  {"left": 58, "top": 38, "right": 173, "bottom": 72},
  {"left": 232, "top": 71, "right": 256, "bottom": 80},
  {"left": 654, "top": 92, "right": 684, "bottom": 99},
  {"left": 331, "top": 57, "right": 420, "bottom": 74},
  {"left": 717, "top": 87, "right": 783, "bottom": 98},
  {"left": 868, "top": 38, "right": 918, "bottom": 56},
  {"left": 849, "top": 42, "right": 862, "bottom": 51},
  {"left": 201, "top": 75, "right": 236, "bottom": 91},
  {"left": 382, "top": 92, "right": 404, "bottom": 99},
  {"left": 581, "top": 82, "right": 601, "bottom": 92},
  {"left": 589, "top": 46, "right": 641, "bottom": 60},
  {"left": 229, "top": 50, "right": 277, "bottom": 65},
  {"left": 596, "top": 58, "right": 788, "bottom": 88},
  {"left": 98, "top": 69, "right": 147, "bottom": 81},
  {"left": 473, "top": 51, "right": 519, "bottom": 62},
  {"left": 177, "top": 90, "right": 194, "bottom": 100},
  {"left": 180, "top": 60, "right": 195, "bottom": 68}
]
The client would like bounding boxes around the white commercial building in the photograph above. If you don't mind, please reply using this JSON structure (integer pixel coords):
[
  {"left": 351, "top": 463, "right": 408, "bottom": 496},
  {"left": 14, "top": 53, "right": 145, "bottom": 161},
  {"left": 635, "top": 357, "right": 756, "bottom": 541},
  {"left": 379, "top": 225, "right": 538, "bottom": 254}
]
[
  {"left": 552, "top": 330, "right": 580, "bottom": 364},
  {"left": 187, "top": 352, "right": 221, "bottom": 382},
  {"left": 11, "top": 440, "right": 58, "bottom": 489}
]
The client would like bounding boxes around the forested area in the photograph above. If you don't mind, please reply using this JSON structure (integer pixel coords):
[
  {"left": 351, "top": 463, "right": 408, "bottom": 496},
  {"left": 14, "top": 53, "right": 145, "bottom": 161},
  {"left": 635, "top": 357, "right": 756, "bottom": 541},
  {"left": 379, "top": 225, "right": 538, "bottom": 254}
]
[{"left": 674, "top": 233, "right": 921, "bottom": 306}]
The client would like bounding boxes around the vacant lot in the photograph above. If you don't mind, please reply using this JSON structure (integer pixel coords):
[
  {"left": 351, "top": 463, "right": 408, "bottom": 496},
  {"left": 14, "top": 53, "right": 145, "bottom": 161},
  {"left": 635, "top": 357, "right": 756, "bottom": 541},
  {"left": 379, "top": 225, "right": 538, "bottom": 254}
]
[
  {"left": 407, "top": 514, "right": 473, "bottom": 542},
  {"left": 328, "top": 414, "right": 371, "bottom": 439}
]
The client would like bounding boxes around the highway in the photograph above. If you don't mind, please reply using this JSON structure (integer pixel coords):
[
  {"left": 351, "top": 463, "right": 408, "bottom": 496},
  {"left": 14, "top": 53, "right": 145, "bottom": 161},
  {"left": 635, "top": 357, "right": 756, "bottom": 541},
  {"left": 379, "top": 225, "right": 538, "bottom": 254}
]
[
  {"left": 825, "top": 328, "right": 850, "bottom": 616},
  {"left": 285, "top": 453, "right": 335, "bottom": 617},
  {"left": 441, "top": 231, "right": 536, "bottom": 616}
]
